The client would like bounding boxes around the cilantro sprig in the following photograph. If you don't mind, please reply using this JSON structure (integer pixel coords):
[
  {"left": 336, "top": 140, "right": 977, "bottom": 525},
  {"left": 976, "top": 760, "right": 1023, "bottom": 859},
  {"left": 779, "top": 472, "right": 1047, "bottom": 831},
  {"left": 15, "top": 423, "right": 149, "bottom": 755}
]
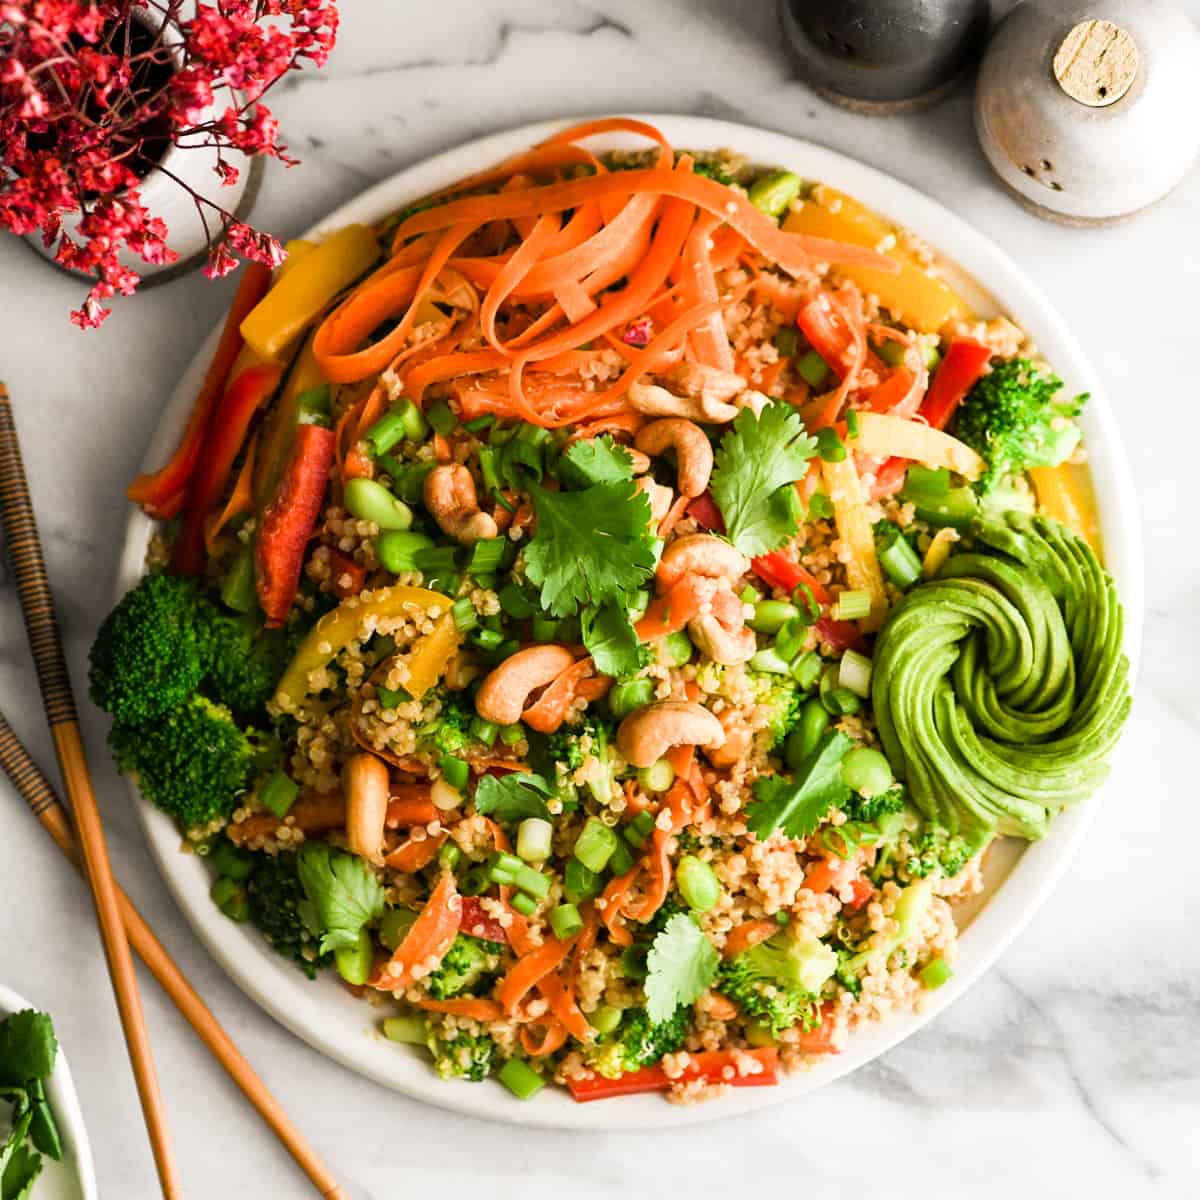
[
  {"left": 710, "top": 401, "right": 818, "bottom": 556},
  {"left": 0, "top": 1008, "right": 63, "bottom": 1194},
  {"left": 581, "top": 604, "right": 649, "bottom": 679},
  {"left": 745, "top": 730, "right": 854, "bottom": 840},
  {"left": 644, "top": 913, "right": 719, "bottom": 1022},
  {"left": 473, "top": 772, "right": 553, "bottom": 824},
  {"left": 296, "top": 843, "right": 386, "bottom": 954}
]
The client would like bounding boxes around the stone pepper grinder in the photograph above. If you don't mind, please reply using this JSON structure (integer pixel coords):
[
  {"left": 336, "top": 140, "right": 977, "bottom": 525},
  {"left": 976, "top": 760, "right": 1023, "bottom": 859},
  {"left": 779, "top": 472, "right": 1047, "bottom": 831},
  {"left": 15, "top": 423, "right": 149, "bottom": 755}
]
[
  {"left": 778, "top": 0, "right": 993, "bottom": 112},
  {"left": 975, "top": 0, "right": 1200, "bottom": 224}
]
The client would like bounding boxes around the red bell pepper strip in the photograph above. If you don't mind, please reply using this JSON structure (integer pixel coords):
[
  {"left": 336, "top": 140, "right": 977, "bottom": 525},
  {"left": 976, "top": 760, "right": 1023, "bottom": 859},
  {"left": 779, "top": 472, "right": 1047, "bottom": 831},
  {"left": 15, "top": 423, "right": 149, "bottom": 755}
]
[
  {"left": 685, "top": 491, "right": 725, "bottom": 533},
  {"left": 567, "top": 1047, "right": 779, "bottom": 1102},
  {"left": 750, "top": 550, "right": 830, "bottom": 604},
  {"left": 871, "top": 338, "right": 991, "bottom": 499},
  {"left": 127, "top": 263, "right": 272, "bottom": 512},
  {"left": 330, "top": 550, "right": 367, "bottom": 599},
  {"left": 458, "top": 896, "right": 509, "bottom": 944},
  {"left": 793, "top": 1003, "right": 842, "bottom": 1055},
  {"left": 172, "top": 361, "right": 282, "bottom": 575},
  {"left": 255, "top": 422, "right": 336, "bottom": 625}
]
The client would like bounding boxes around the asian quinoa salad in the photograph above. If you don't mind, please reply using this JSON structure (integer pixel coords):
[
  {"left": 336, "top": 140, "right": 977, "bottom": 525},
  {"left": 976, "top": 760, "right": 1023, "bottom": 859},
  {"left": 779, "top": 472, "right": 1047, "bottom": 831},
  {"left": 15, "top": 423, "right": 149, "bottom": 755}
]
[{"left": 92, "top": 117, "right": 1131, "bottom": 1105}]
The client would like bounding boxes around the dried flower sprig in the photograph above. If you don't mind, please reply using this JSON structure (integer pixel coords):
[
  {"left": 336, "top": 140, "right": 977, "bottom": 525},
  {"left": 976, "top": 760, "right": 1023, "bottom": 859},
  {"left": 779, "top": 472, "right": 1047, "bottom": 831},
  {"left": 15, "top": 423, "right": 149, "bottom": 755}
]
[{"left": 0, "top": 1, "right": 339, "bottom": 328}]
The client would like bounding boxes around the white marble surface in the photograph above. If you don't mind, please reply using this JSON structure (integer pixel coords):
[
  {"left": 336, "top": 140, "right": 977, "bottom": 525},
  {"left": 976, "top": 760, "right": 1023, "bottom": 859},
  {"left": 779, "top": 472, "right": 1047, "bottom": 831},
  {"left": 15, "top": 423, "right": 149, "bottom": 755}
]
[{"left": 1, "top": 2, "right": 1198, "bottom": 1196}]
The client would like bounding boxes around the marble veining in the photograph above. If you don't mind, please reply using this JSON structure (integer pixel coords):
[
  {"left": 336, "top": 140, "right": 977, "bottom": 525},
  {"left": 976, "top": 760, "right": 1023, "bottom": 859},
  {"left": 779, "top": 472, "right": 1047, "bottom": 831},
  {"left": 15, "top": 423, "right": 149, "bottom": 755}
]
[{"left": 1, "top": 2, "right": 1197, "bottom": 1196}]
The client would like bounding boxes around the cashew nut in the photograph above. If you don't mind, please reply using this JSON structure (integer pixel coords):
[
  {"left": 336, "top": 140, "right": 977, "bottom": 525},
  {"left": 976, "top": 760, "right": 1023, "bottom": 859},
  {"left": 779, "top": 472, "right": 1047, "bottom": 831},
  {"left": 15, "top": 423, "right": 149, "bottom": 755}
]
[
  {"left": 344, "top": 752, "right": 390, "bottom": 864},
  {"left": 475, "top": 645, "right": 575, "bottom": 727},
  {"left": 628, "top": 379, "right": 738, "bottom": 424},
  {"left": 626, "top": 447, "right": 652, "bottom": 475},
  {"left": 669, "top": 362, "right": 747, "bottom": 405},
  {"left": 636, "top": 476, "right": 675, "bottom": 526},
  {"left": 423, "top": 464, "right": 499, "bottom": 544},
  {"left": 706, "top": 708, "right": 754, "bottom": 769},
  {"left": 657, "top": 533, "right": 751, "bottom": 589},
  {"left": 688, "top": 612, "right": 757, "bottom": 666},
  {"left": 634, "top": 418, "right": 713, "bottom": 498},
  {"left": 734, "top": 389, "right": 771, "bottom": 417},
  {"left": 616, "top": 700, "right": 726, "bottom": 769}
]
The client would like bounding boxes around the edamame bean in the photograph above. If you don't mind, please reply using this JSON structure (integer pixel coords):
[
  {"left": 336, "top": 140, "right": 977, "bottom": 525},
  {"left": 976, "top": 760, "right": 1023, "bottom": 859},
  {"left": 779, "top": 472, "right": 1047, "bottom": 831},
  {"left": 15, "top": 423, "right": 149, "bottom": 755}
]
[
  {"left": 344, "top": 477, "right": 413, "bottom": 530},
  {"left": 376, "top": 530, "right": 434, "bottom": 574},
  {"left": 785, "top": 698, "right": 830, "bottom": 768},
  {"left": 676, "top": 855, "right": 722, "bottom": 912},
  {"left": 750, "top": 599, "right": 800, "bottom": 634},
  {"left": 841, "top": 746, "right": 894, "bottom": 798}
]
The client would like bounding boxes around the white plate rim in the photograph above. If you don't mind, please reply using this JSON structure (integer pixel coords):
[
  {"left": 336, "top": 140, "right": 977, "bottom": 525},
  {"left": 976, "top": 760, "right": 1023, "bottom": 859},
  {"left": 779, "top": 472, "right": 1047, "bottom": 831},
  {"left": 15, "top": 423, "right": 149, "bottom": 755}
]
[
  {"left": 0, "top": 983, "right": 99, "bottom": 1199},
  {"left": 114, "top": 114, "right": 1144, "bottom": 1130}
]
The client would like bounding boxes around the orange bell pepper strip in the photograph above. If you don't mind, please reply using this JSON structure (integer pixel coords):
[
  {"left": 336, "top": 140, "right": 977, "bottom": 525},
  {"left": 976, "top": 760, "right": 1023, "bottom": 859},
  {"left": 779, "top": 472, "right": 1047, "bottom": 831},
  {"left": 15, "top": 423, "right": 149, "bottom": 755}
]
[{"left": 127, "top": 262, "right": 271, "bottom": 512}]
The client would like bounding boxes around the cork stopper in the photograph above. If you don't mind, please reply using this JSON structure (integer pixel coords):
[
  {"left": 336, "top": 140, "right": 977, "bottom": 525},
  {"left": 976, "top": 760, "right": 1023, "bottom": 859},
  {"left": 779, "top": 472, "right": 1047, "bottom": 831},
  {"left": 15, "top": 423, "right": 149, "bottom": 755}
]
[{"left": 1053, "top": 19, "right": 1139, "bottom": 107}]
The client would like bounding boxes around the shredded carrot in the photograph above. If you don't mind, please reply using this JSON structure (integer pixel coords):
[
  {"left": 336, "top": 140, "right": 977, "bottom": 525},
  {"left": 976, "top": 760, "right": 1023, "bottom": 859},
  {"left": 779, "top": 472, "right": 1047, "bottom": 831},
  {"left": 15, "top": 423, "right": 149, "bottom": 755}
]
[
  {"left": 226, "top": 793, "right": 344, "bottom": 846},
  {"left": 411, "top": 996, "right": 504, "bottom": 1021},
  {"left": 203, "top": 433, "right": 257, "bottom": 554},
  {"left": 599, "top": 868, "right": 638, "bottom": 947},
  {"left": 520, "top": 1020, "right": 568, "bottom": 1057},
  {"left": 521, "top": 656, "right": 596, "bottom": 732},
  {"left": 723, "top": 919, "right": 779, "bottom": 960},
  {"left": 624, "top": 779, "right": 691, "bottom": 922},
  {"left": 384, "top": 833, "right": 445, "bottom": 873},
  {"left": 657, "top": 491, "right": 690, "bottom": 538},
  {"left": 536, "top": 969, "right": 592, "bottom": 1043},
  {"left": 385, "top": 789, "right": 437, "bottom": 828},
  {"left": 495, "top": 935, "right": 579, "bottom": 1015},
  {"left": 369, "top": 872, "right": 461, "bottom": 991}
]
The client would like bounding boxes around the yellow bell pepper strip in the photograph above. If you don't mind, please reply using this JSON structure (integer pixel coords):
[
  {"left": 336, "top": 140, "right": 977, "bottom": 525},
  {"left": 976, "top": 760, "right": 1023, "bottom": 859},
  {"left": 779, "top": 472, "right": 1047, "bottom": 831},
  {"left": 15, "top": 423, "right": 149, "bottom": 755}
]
[
  {"left": 172, "top": 361, "right": 283, "bottom": 575},
  {"left": 275, "top": 238, "right": 317, "bottom": 281},
  {"left": 1029, "top": 464, "right": 1102, "bottom": 554},
  {"left": 273, "top": 585, "right": 458, "bottom": 710},
  {"left": 922, "top": 528, "right": 960, "bottom": 579},
  {"left": 821, "top": 456, "right": 888, "bottom": 633},
  {"left": 854, "top": 412, "right": 984, "bottom": 480},
  {"left": 240, "top": 223, "right": 381, "bottom": 360},
  {"left": 253, "top": 333, "right": 330, "bottom": 510},
  {"left": 784, "top": 187, "right": 968, "bottom": 333},
  {"left": 126, "top": 262, "right": 272, "bottom": 516}
]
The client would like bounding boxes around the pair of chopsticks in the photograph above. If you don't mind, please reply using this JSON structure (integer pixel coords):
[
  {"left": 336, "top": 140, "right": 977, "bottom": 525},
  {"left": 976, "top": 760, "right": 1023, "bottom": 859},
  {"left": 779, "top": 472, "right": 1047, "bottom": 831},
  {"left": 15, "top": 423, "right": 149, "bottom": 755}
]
[{"left": 0, "top": 383, "right": 345, "bottom": 1199}]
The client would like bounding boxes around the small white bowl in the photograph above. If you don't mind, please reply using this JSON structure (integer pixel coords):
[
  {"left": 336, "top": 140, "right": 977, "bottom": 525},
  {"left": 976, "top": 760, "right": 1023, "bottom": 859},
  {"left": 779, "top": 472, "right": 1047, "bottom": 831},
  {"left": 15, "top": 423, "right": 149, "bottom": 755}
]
[{"left": 0, "top": 985, "right": 98, "bottom": 1200}]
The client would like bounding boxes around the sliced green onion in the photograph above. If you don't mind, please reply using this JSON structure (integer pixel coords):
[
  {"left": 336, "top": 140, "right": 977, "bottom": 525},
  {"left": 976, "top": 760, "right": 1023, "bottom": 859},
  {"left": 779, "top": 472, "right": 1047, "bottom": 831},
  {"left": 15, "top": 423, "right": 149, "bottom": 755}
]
[
  {"left": 792, "top": 583, "right": 820, "bottom": 624},
  {"left": 478, "top": 446, "right": 503, "bottom": 495},
  {"left": 470, "top": 628, "right": 504, "bottom": 652},
  {"left": 396, "top": 398, "right": 429, "bottom": 441},
  {"left": 412, "top": 545, "right": 460, "bottom": 578},
  {"left": 438, "top": 841, "right": 462, "bottom": 869},
  {"left": 365, "top": 408, "right": 409, "bottom": 456},
  {"left": 492, "top": 850, "right": 523, "bottom": 875},
  {"left": 739, "top": 584, "right": 759, "bottom": 605},
  {"left": 838, "top": 648, "right": 873, "bottom": 698},
  {"left": 816, "top": 427, "right": 846, "bottom": 463},
  {"left": 516, "top": 818, "right": 553, "bottom": 865},
  {"left": 211, "top": 840, "right": 254, "bottom": 882},
  {"left": 774, "top": 615, "right": 809, "bottom": 662},
  {"left": 623, "top": 809, "right": 658, "bottom": 849},
  {"left": 775, "top": 910, "right": 791, "bottom": 926},
  {"left": 563, "top": 857, "right": 602, "bottom": 903},
  {"left": 469, "top": 716, "right": 499, "bottom": 747},
  {"left": 485, "top": 637, "right": 519, "bottom": 664},
  {"left": 626, "top": 590, "right": 651, "bottom": 621},
  {"left": 463, "top": 414, "right": 495, "bottom": 435},
  {"left": 845, "top": 409, "right": 860, "bottom": 439},
  {"left": 748, "top": 169, "right": 802, "bottom": 218},
  {"left": 531, "top": 615, "right": 559, "bottom": 642},
  {"left": 549, "top": 903, "right": 584, "bottom": 940},
  {"left": 296, "top": 385, "right": 331, "bottom": 426},
  {"left": 377, "top": 685, "right": 409, "bottom": 710},
  {"left": 450, "top": 597, "right": 478, "bottom": 633},
  {"left": 750, "top": 599, "right": 800, "bottom": 634},
  {"left": 905, "top": 465, "right": 950, "bottom": 495},
  {"left": 220, "top": 546, "right": 257, "bottom": 613},
  {"left": 509, "top": 891, "right": 537, "bottom": 917},
  {"left": 587, "top": 1005, "right": 622, "bottom": 1035},
  {"left": 808, "top": 491, "right": 835, "bottom": 521},
  {"left": 635, "top": 761, "right": 674, "bottom": 797},
  {"left": 210, "top": 876, "right": 247, "bottom": 921},
  {"left": 426, "top": 398, "right": 456, "bottom": 436},
  {"left": 439, "top": 754, "right": 470, "bottom": 791},
  {"left": 797, "top": 349, "right": 830, "bottom": 389},
  {"left": 459, "top": 866, "right": 490, "bottom": 896},
  {"left": 676, "top": 855, "right": 721, "bottom": 912},
  {"left": 608, "top": 677, "right": 655, "bottom": 720},
  {"left": 607, "top": 838, "right": 634, "bottom": 877},
  {"left": 920, "top": 956, "right": 954, "bottom": 990},
  {"left": 498, "top": 583, "right": 536, "bottom": 619},
  {"left": 820, "top": 665, "right": 862, "bottom": 715},
  {"left": 790, "top": 650, "right": 822, "bottom": 690},
  {"left": 878, "top": 531, "right": 922, "bottom": 589},
  {"left": 514, "top": 864, "right": 550, "bottom": 899},
  {"left": 832, "top": 589, "right": 871, "bottom": 621},
  {"left": 499, "top": 723, "right": 525, "bottom": 746},
  {"left": 259, "top": 770, "right": 298, "bottom": 819},
  {"left": 468, "top": 537, "right": 505, "bottom": 576},
  {"left": 498, "top": 1057, "right": 545, "bottom": 1100},
  {"left": 750, "top": 647, "right": 793, "bottom": 676},
  {"left": 773, "top": 326, "right": 799, "bottom": 357},
  {"left": 382, "top": 1016, "right": 427, "bottom": 1045},
  {"left": 573, "top": 817, "right": 618, "bottom": 874}
]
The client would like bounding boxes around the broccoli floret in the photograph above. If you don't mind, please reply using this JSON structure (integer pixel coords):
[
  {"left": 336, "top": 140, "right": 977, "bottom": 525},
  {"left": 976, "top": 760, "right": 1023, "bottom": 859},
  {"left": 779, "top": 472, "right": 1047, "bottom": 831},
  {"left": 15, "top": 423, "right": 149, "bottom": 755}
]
[
  {"left": 245, "top": 852, "right": 331, "bottom": 978},
  {"left": 843, "top": 784, "right": 907, "bottom": 825},
  {"left": 89, "top": 573, "right": 205, "bottom": 724},
  {"left": 583, "top": 1006, "right": 689, "bottom": 1078},
  {"left": 902, "top": 824, "right": 989, "bottom": 880},
  {"left": 426, "top": 1024, "right": 495, "bottom": 1082},
  {"left": 692, "top": 159, "right": 735, "bottom": 185},
  {"left": 950, "top": 357, "right": 1085, "bottom": 493},
  {"left": 414, "top": 689, "right": 477, "bottom": 756},
  {"left": 546, "top": 714, "right": 619, "bottom": 805},
  {"left": 716, "top": 931, "right": 836, "bottom": 1036},
  {"left": 109, "top": 696, "right": 264, "bottom": 829},
  {"left": 425, "top": 933, "right": 503, "bottom": 1000},
  {"left": 748, "top": 670, "right": 805, "bottom": 748},
  {"left": 197, "top": 609, "right": 296, "bottom": 718}
]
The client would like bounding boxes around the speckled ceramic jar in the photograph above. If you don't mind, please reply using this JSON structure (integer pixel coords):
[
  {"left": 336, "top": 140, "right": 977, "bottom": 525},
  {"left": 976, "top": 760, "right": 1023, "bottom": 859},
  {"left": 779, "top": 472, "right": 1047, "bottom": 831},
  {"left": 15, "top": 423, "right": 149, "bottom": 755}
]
[{"left": 975, "top": 0, "right": 1200, "bottom": 224}]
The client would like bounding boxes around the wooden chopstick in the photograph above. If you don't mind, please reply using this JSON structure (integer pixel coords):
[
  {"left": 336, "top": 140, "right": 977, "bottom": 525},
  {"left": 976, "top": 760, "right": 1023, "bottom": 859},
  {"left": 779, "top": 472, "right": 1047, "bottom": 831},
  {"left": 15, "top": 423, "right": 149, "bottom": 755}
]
[
  {"left": 0, "top": 382, "right": 179, "bottom": 1197},
  {"left": 0, "top": 710, "right": 346, "bottom": 1200}
]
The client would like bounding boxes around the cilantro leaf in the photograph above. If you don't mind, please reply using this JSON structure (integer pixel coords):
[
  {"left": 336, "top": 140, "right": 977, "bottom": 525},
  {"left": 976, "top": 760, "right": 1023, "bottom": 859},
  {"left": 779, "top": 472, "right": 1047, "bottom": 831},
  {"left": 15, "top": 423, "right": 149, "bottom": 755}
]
[
  {"left": 1, "top": 1140, "right": 42, "bottom": 1200},
  {"left": 644, "top": 913, "right": 719, "bottom": 1022},
  {"left": 710, "top": 401, "right": 818, "bottom": 555},
  {"left": 746, "top": 730, "right": 854, "bottom": 840},
  {"left": 524, "top": 481, "right": 657, "bottom": 617},
  {"left": 581, "top": 604, "right": 649, "bottom": 679},
  {"left": 473, "top": 772, "right": 552, "bottom": 824},
  {"left": 296, "top": 843, "right": 386, "bottom": 954},
  {"left": 558, "top": 436, "right": 634, "bottom": 489},
  {"left": 0, "top": 1013, "right": 56, "bottom": 1087}
]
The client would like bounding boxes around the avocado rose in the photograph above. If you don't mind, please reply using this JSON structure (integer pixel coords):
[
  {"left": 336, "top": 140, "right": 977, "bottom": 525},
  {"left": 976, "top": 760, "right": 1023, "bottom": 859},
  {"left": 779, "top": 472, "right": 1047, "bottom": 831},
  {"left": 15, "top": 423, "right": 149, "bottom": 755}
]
[{"left": 871, "top": 513, "right": 1131, "bottom": 841}]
